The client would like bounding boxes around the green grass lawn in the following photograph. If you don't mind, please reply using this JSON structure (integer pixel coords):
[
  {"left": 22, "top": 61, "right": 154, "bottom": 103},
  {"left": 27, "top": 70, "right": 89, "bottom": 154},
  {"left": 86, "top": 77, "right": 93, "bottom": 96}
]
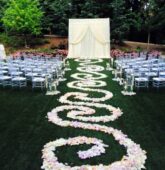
[{"left": 0, "top": 59, "right": 165, "bottom": 170}]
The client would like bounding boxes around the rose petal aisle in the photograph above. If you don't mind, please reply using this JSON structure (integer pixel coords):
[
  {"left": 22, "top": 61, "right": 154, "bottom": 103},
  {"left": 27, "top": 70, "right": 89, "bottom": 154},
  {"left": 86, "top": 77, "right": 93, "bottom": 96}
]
[{"left": 42, "top": 59, "right": 147, "bottom": 170}]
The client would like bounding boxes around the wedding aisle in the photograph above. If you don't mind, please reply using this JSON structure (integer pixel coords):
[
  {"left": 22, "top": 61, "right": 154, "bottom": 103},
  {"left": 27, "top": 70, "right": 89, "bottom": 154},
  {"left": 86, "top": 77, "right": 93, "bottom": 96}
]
[{"left": 42, "top": 59, "right": 146, "bottom": 170}]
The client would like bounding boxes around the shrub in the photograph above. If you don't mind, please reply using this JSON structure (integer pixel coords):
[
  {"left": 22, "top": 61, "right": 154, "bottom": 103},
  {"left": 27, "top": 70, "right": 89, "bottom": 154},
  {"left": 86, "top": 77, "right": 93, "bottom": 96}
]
[{"left": 0, "top": 33, "right": 24, "bottom": 48}]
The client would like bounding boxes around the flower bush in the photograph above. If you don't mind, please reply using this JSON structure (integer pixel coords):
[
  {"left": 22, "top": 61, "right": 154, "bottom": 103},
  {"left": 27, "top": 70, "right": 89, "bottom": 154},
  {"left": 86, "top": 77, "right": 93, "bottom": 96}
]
[{"left": 110, "top": 49, "right": 161, "bottom": 59}]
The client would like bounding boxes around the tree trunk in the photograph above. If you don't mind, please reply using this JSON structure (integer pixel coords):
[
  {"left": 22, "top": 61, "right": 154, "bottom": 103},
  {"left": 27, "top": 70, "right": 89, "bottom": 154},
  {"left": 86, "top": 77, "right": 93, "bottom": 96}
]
[
  {"left": 147, "top": 30, "right": 150, "bottom": 51},
  {"left": 49, "top": 27, "right": 52, "bottom": 35},
  {"left": 24, "top": 35, "right": 28, "bottom": 48}
]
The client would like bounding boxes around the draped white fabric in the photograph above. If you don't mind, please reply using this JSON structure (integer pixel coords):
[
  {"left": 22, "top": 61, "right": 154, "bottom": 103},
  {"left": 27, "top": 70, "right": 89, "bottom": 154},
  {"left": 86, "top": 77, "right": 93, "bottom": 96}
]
[
  {"left": 68, "top": 18, "right": 110, "bottom": 59},
  {"left": 0, "top": 44, "right": 6, "bottom": 59}
]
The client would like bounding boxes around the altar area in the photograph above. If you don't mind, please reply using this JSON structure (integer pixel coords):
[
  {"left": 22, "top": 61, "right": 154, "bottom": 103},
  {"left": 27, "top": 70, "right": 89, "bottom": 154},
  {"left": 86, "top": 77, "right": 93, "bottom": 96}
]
[{"left": 68, "top": 18, "right": 110, "bottom": 59}]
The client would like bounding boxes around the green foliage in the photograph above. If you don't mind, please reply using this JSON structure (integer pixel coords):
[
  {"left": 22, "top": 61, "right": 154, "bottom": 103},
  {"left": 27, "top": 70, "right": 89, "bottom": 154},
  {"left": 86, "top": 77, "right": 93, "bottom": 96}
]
[
  {"left": 0, "top": 0, "right": 7, "bottom": 19},
  {"left": 0, "top": 33, "right": 48, "bottom": 53},
  {"left": 2, "top": 0, "right": 43, "bottom": 35},
  {"left": 147, "top": 0, "right": 165, "bottom": 44},
  {"left": 39, "top": 0, "right": 142, "bottom": 42},
  {"left": 0, "top": 0, "right": 8, "bottom": 30},
  {"left": 0, "top": 33, "right": 25, "bottom": 47},
  {"left": 136, "top": 46, "right": 143, "bottom": 52},
  {"left": 0, "top": 0, "right": 165, "bottom": 44},
  {"left": 40, "top": 0, "right": 100, "bottom": 35},
  {"left": 131, "top": 0, "right": 165, "bottom": 44},
  {"left": 40, "top": 0, "right": 71, "bottom": 35},
  {"left": 111, "top": 0, "right": 130, "bottom": 43}
]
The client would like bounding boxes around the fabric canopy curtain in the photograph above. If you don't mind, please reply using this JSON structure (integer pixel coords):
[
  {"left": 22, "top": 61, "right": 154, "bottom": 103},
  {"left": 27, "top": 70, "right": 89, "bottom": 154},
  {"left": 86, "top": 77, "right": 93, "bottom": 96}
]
[
  {"left": 0, "top": 44, "right": 6, "bottom": 59},
  {"left": 68, "top": 18, "right": 110, "bottom": 59}
]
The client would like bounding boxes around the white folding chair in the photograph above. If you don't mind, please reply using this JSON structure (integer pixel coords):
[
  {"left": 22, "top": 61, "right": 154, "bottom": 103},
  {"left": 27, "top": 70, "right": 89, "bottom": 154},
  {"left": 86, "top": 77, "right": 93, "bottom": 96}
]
[
  {"left": 135, "top": 77, "right": 149, "bottom": 90},
  {"left": 153, "top": 77, "right": 165, "bottom": 89},
  {"left": 12, "top": 77, "right": 27, "bottom": 88},
  {"left": 32, "top": 77, "right": 46, "bottom": 91},
  {"left": 0, "top": 76, "right": 12, "bottom": 87}
]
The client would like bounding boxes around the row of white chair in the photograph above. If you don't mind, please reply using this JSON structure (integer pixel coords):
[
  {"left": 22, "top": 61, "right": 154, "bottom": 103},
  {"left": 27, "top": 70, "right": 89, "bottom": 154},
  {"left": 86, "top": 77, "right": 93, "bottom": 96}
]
[
  {"left": 113, "top": 57, "right": 165, "bottom": 91},
  {"left": 0, "top": 57, "right": 65, "bottom": 90}
]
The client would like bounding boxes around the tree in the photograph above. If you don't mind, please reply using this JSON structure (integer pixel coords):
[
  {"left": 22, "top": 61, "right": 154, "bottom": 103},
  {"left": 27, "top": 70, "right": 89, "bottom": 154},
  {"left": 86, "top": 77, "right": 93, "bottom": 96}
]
[
  {"left": 2, "top": 0, "right": 43, "bottom": 47},
  {"left": 0, "top": 0, "right": 8, "bottom": 31},
  {"left": 40, "top": 0, "right": 101, "bottom": 35},
  {"left": 111, "top": 0, "right": 138, "bottom": 43},
  {"left": 1, "top": 0, "right": 163, "bottom": 45},
  {"left": 147, "top": 0, "right": 165, "bottom": 44},
  {"left": 39, "top": 0, "right": 72, "bottom": 35},
  {"left": 141, "top": 0, "right": 156, "bottom": 50}
]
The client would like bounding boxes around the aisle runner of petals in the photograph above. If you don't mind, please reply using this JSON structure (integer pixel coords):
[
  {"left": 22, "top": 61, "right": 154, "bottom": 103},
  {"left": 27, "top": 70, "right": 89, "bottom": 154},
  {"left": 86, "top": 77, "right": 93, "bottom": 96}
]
[{"left": 42, "top": 59, "right": 147, "bottom": 170}]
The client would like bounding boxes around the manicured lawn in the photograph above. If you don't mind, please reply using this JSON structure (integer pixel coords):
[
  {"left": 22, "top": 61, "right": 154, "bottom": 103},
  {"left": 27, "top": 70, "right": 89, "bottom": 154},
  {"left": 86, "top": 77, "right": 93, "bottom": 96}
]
[{"left": 0, "top": 59, "right": 164, "bottom": 170}]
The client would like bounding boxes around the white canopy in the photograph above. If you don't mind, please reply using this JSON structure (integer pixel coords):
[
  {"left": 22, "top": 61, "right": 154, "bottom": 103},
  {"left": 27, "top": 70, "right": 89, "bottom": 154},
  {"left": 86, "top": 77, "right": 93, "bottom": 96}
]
[
  {"left": 68, "top": 18, "right": 110, "bottom": 59},
  {"left": 0, "top": 44, "right": 6, "bottom": 59}
]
